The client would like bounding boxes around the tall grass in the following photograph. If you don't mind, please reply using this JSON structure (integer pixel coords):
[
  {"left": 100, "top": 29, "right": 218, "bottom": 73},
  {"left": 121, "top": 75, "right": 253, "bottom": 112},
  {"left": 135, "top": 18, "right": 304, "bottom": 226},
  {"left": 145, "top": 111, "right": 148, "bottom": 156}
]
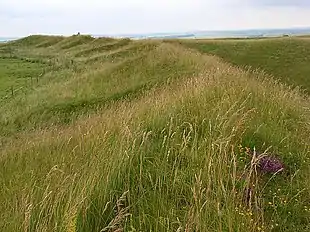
[{"left": 0, "top": 35, "right": 309, "bottom": 231}]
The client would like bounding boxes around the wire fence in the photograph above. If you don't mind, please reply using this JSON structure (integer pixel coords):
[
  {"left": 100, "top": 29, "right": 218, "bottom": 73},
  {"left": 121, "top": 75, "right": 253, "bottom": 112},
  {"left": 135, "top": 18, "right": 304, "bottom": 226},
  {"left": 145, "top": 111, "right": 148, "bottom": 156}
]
[{"left": 0, "top": 52, "right": 80, "bottom": 103}]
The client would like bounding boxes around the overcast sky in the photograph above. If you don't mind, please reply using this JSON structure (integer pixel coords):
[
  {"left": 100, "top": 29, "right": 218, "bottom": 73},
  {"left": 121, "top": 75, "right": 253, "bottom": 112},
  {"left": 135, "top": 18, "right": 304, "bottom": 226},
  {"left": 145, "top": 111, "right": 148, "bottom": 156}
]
[{"left": 1, "top": 0, "right": 310, "bottom": 37}]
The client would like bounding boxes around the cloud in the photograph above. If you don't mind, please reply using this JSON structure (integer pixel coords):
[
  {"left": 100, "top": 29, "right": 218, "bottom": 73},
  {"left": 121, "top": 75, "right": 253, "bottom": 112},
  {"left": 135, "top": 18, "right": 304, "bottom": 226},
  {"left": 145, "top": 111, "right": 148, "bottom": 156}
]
[
  {"left": 250, "top": 0, "right": 310, "bottom": 7},
  {"left": 0, "top": 0, "right": 310, "bottom": 37}
]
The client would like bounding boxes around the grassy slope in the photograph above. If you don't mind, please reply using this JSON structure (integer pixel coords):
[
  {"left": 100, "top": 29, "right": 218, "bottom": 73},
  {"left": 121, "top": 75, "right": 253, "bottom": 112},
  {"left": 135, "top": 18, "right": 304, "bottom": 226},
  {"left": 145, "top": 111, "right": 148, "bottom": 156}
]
[
  {"left": 0, "top": 35, "right": 310, "bottom": 232},
  {"left": 177, "top": 38, "right": 310, "bottom": 93}
]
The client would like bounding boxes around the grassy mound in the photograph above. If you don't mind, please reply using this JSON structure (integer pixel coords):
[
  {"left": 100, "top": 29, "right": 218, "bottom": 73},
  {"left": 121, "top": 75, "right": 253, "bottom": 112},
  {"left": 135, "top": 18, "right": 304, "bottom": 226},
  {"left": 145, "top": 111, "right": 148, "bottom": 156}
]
[
  {"left": 0, "top": 36, "right": 309, "bottom": 232},
  {"left": 74, "top": 39, "right": 131, "bottom": 57},
  {"left": 9, "top": 35, "right": 52, "bottom": 47},
  {"left": 57, "top": 35, "right": 95, "bottom": 50},
  {"left": 36, "top": 36, "right": 65, "bottom": 48}
]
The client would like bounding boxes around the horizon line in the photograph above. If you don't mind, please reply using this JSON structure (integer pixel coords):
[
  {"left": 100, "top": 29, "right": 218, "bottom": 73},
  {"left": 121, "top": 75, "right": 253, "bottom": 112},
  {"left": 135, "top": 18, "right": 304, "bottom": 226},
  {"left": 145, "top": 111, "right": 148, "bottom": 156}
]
[{"left": 1, "top": 26, "right": 310, "bottom": 39}]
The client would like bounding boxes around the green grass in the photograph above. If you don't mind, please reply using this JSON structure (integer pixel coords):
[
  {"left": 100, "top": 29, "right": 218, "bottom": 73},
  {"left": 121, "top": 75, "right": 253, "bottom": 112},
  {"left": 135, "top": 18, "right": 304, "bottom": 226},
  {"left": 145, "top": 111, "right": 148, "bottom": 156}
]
[
  {"left": 0, "top": 35, "right": 310, "bottom": 232},
  {"left": 0, "top": 57, "right": 46, "bottom": 99},
  {"left": 177, "top": 38, "right": 310, "bottom": 93}
]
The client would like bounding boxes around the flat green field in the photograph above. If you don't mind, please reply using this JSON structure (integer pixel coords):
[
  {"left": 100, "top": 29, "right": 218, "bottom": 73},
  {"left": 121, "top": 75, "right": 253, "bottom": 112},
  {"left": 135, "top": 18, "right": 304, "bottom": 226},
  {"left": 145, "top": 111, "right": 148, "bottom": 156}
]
[
  {"left": 0, "top": 35, "right": 309, "bottom": 232},
  {"left": 177, "top": 38, "right": 310, "bottom": 93},
  {"left": 0, "top": 58, "right": 45, "bottom": 98}
]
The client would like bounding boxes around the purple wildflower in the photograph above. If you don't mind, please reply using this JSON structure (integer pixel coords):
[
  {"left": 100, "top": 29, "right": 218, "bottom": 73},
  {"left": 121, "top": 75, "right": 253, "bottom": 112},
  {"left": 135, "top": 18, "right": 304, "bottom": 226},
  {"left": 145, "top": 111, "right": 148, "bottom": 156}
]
[{"left": 258, "top": 155, "right": 284, "bottom": 174}]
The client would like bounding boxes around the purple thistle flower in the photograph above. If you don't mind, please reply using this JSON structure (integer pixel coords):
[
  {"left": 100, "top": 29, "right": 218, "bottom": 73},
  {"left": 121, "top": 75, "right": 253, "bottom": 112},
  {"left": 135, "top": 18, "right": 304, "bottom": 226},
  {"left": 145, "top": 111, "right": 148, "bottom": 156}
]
[
  {"left": 258, "top": 155, "right": 284, "bottom": 174},
  {"left": 245, "top": 148, "right": 285, "bottom": 174}
]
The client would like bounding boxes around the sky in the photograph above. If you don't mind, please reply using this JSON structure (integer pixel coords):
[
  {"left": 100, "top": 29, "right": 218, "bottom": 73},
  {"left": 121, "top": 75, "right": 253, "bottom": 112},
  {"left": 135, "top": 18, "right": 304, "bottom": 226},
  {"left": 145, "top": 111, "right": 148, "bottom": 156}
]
[{"left": 1, "top": 0, "right": 310, "bottom": 37}]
